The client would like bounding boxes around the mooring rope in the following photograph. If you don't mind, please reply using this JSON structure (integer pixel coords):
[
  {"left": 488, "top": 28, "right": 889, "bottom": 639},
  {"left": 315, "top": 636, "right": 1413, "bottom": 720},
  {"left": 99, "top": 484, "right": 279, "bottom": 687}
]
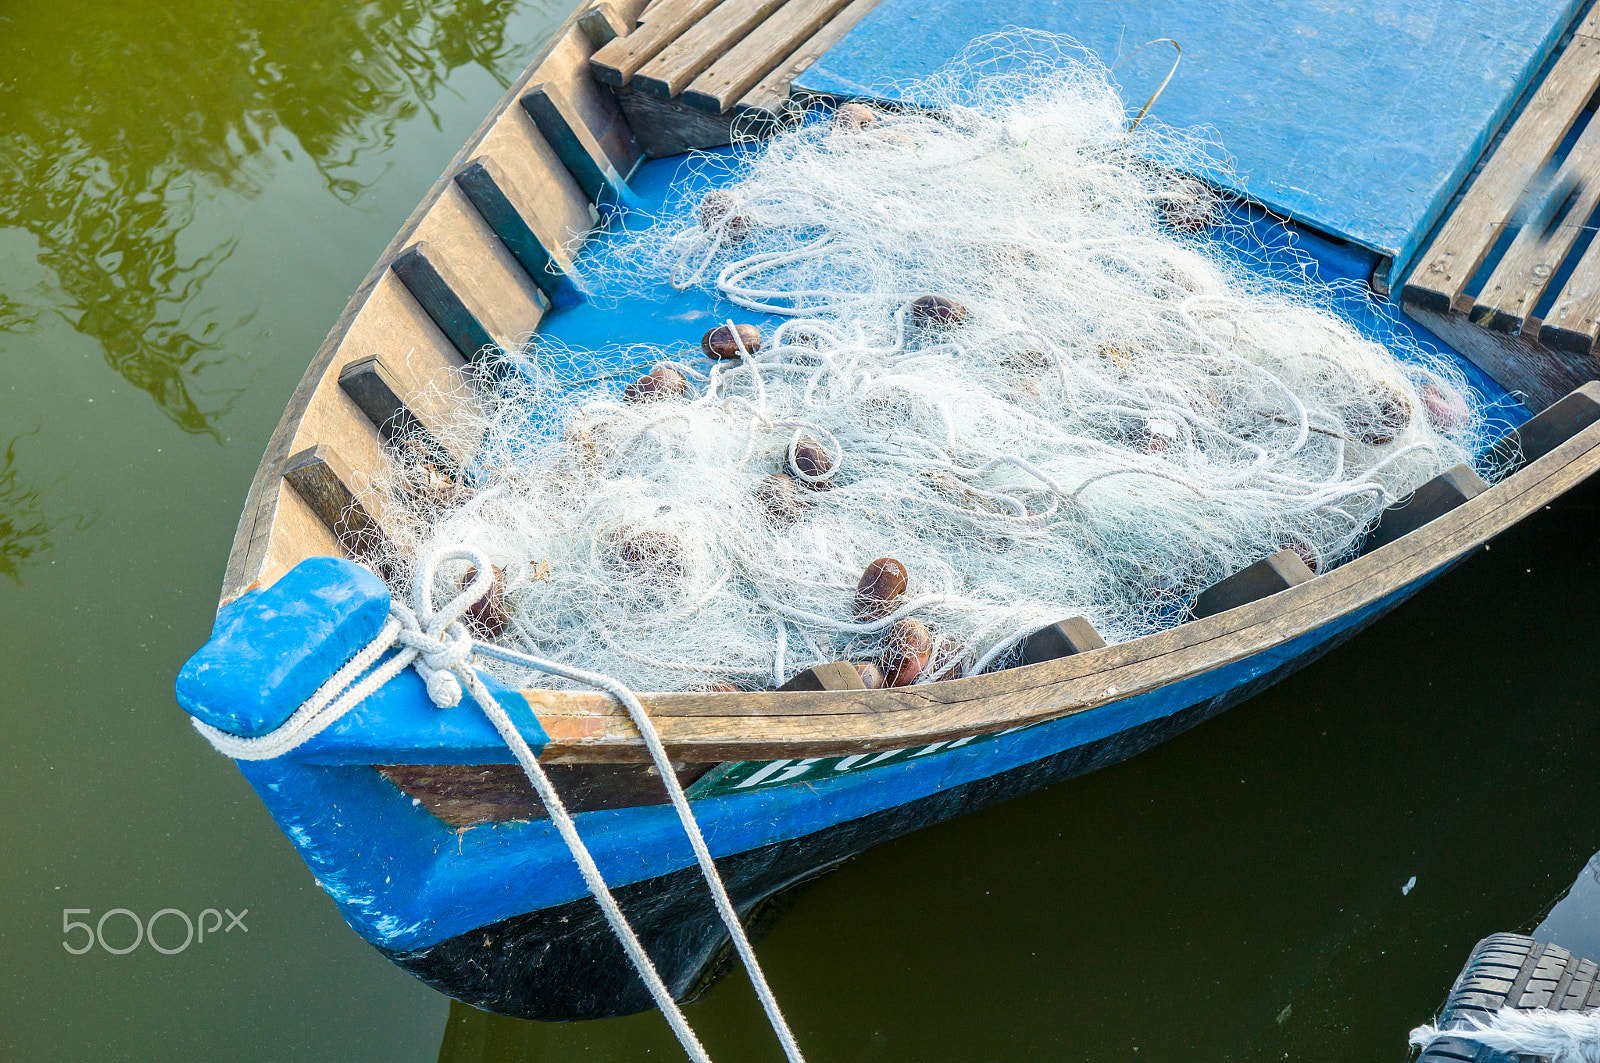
[{"left": 192, "top": 546, "right": 806, "bottom": 1063}]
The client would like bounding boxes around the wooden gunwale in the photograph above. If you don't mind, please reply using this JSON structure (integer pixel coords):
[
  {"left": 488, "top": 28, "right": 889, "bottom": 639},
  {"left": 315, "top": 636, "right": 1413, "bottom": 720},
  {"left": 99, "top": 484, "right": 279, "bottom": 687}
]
[{"left": 516, "top": 418, "right": 1600, "bottom": 762}]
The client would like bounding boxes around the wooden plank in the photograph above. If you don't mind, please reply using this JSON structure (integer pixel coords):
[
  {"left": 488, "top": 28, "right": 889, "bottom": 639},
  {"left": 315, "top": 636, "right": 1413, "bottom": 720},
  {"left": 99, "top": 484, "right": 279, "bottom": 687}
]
[
  {"left": 680, "top": 0, "right": 852, "bottom": 114},
  {"left": 1542, "top": 218, "right": 1600, "bottom": 353},
  {"left": 590, "top": 0, "right": 724, "bottom": 87},
  {"left": 281, "top": 444, "right": 388, "bottom": 560},
  {"left": 632, "top": 0, "right": 790, "bottom": 100},
  {"left": 1406, "top": 302, "right": 1600, "bottom": 411},
  {"left": 1402, "top": 17, "right": 1600, "bottom": 314},
  {"left": 735, "top": 0, "right": 883, "bottom": 118},
  {"left": 1473, "top": 111, "right": 1600, "bottom": 331},
  {"left": 377, "top": 762, "right": 716, "bottom": 827}
]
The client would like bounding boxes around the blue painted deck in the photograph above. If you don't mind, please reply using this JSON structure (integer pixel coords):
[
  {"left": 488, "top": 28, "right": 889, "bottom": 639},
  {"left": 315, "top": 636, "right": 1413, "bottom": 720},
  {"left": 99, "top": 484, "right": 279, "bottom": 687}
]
[{"left": 791, "top": 0, "right": 1584, "bottom": 284}]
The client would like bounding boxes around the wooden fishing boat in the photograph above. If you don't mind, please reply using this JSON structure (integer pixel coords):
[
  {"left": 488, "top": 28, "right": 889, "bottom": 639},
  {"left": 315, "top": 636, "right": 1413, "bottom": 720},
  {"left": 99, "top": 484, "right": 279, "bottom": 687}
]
[{"left": 176, "top": 0, "right": 1600, "bottom": 1023}]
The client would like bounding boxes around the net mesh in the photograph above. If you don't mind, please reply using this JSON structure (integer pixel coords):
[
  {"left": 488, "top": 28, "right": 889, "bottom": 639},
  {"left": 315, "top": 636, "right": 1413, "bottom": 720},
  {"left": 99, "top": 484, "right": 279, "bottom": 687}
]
[{"left": 369, "top": 33, "right": 1490, "bottom": 693}]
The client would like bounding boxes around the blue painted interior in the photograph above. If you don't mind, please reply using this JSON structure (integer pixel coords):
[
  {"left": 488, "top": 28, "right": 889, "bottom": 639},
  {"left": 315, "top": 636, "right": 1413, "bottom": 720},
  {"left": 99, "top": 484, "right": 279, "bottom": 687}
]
[
  {"left": 180, "top": 138, "right": 1540, "bottom": 956},
  {"left": 790, "top": 0, "right": 1584, "bottom": 284},
  {"left": 540, "top": 148, "right": 1528, "bottom": 435}
]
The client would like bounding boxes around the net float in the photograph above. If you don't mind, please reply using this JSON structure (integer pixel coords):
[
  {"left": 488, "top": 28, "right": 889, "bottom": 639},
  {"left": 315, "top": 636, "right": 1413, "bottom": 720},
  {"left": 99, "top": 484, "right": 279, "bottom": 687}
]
[
  {"left": 461, "top": 564, "right": 508, "bottom": 638},
  {"left": 1353, "top": 381, "right": 1413, "bottom": 445},
  {"left": 788, "top": 438, "right": 835, "bottom": 486},
  {"left": 1421, "top": 381, "right": 1470, "bottom": 430},
  {"left": 624, "top": 365, "right": 687, "bottom": 404},
  {"left": 1158, "top": 178, "right": 1216, "bottom": 232},
  {"left": 833, "top": 103, "right": 879, "bottom": 131},
  {"left": 698, "top": 189, "right": 750, "bottom": 242},
  {"left": 853, "top": 662, "right": 886, "bottom": 689},
  {"left": 757, "top": 472, "right": 807, "bottom": 525},
  {"left": 883, "top": 618, "right": 933, "bottom": 687},
  {"left": 1143, "top": 417, "right": 1180, "bottom": 455},
  {"left": 854, "top": 557, "right": 908, "bottom": 620},
  {"left": 702, "top": 323, "right": 762, "bottom": 359},
  {"left": 605, "top": 528, "right": 686, "bottom": 583},
  {"left": 909, "top": 294, "right": 967, "bottom": 329}
]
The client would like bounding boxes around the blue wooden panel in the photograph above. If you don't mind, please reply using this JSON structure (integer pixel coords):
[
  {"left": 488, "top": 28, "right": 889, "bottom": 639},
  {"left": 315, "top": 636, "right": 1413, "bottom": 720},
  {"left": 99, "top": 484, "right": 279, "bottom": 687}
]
[{"left": 792, "top": 0, "right": 1585, "bottom": 283}]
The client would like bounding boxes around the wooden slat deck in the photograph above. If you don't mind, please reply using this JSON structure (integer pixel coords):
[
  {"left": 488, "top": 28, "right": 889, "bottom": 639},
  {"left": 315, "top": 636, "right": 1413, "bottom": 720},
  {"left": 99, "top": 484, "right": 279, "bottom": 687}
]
[
  {"left": 1402, "top": 6, "right": 1600, "bottom": 411},
  {"left": 589, "top": 0, "right": 884, "bottom": 153}
]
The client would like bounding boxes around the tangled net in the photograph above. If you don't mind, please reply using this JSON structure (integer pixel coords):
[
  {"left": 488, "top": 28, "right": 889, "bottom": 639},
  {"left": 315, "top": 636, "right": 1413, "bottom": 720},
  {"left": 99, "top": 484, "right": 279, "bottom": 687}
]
[{"left": 372, "top": 33, "right": 1488, "bottom": 693}]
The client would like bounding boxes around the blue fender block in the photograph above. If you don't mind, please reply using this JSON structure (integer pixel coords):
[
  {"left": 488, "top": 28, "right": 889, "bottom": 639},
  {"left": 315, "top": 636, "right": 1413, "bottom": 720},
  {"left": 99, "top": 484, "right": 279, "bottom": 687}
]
[{"left": 175, "top": 557, "right": 392, "bottom": 736}]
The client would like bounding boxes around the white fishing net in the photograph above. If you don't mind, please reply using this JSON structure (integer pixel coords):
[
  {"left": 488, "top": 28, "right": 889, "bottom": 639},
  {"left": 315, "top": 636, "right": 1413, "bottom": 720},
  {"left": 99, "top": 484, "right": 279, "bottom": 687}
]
[{"left": 372, "top": 32, "right": 1488, "bottom": 693}]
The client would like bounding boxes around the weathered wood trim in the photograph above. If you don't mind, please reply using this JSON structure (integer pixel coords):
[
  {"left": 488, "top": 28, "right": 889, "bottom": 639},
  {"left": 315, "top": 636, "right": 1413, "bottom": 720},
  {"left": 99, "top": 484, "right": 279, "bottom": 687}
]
[
  {"left": 734, "top": 0, "right": 882, "bottom": 118},
  {"left": 1402, "top": 11, "right": 1600, "bottom": 313},
  {"left": 337, "top": 356, "right": 430, "bottom": 445},
  {"left": 1404, "top": 302, "right": 1600, "bottom": 412},
  {"left": 376, "top": 762, "right": 716, "bottom": 827},
  {"left": 509, "top": 415, "right": 1600, "bottom": 762},
  {"left": 590, "top": 0, "right": 725, "bottom": 87},
  {"left": 680, "top": 0, "right": 853, "bottom": 114}
]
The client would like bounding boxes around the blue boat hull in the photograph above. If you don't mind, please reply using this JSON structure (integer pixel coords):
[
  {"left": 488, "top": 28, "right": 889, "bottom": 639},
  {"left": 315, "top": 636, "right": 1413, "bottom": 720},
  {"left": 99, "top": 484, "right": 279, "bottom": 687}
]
[{"left": 379, "top": 565, "right": 1442, "bottom": 1019}]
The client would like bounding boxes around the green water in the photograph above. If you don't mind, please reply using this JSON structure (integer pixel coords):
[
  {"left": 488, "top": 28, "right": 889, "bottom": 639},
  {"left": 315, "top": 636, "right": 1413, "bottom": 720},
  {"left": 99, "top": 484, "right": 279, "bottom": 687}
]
[{"left": 4, "top": 3, "right": 1600, "bottom": 1060}]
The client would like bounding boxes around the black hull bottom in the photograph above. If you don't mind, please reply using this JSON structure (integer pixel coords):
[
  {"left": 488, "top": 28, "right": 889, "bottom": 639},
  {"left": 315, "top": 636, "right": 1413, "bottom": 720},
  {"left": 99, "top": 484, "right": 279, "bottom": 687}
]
[{"left": 385, "top": 611, "right": 1385, "bottom": 1021}]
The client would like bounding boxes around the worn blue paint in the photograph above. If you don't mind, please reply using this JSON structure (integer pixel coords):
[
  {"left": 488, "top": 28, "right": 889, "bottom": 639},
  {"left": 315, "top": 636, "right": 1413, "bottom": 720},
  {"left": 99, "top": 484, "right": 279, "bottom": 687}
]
[
  {"left": 236, "top": 570, "right": 1434, "bottom": 952},
  {"left": 178, "top": 137, "right": 1537, "bottom": 957},
  {"left": 175, "top": 557, "right": 391, "bottom": 737},
  {"left": 791, "top": 0, "right": 1583, "bottom": 285}
]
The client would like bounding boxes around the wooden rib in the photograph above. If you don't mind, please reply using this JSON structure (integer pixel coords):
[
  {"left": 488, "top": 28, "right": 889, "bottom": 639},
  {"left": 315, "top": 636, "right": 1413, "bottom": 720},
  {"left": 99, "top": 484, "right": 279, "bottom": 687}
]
[
  {"left": 470, "top": 95, "right": 594, "bottom": 274},
  {"left": 1473, "top": 113, "right": 1600, "bottom": 332},
  {"left": 506, "top": 417, "right": 1600, "bottom": 762},
  {"left": 735, "top": 0, "right": 883, "bottom": 118},
  {"left": 282, "top": 444, "right": 387, "bottom": 559},
  {"left": 401, "top": 182, "right": 549, "bottom": 358},
  {"left": 337, "top": 356, "right": 425, "bottom": 444},
  {"left": 532, "top": 26, "right": 643, "bottom": 183},
  {"left": 590, "top": 0, "right": 725, "bottom": 87},
  {"left": 222, "top": 0, "right": 606, "bottom": 602},
  {"left": 578, "top": 3, "right": 628, "bottom": 47},
  {"left": 1402, "top": 15, "right": 1600, "bottom": 314},
  {"left": 632, "top": 0, "right": 790, "bottom": 100},
  {"left": 521, "top": 81, "right": 638, "bottom": 206},
  {"left": 680, "top": 0, "right": 852, "bottom": 114}
]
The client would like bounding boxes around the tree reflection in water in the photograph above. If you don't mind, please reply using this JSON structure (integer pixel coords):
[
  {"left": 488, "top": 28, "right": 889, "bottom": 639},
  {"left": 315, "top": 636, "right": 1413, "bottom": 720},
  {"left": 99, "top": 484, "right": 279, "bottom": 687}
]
[{"left": 0, "top": 0, "right": 532, "bottom": 437}]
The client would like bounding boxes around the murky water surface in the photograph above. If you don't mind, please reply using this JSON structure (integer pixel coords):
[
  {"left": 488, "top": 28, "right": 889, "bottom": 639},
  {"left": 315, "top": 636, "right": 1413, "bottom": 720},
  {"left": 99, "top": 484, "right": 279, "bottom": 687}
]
[{"left": 4, "top": 3, "right": 1600, "bottom": 1060}]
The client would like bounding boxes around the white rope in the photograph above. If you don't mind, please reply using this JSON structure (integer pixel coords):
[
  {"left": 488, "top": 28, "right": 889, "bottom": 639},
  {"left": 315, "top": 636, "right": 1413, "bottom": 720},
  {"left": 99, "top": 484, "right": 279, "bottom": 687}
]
[{"left": 193, "top": 547, "right": 806, "bottom": 1063}]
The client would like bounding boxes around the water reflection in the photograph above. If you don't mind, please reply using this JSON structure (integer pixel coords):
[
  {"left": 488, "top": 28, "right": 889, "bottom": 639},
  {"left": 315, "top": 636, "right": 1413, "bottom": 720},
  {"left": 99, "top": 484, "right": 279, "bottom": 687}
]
[
  {"left": 0, "top": 435, "right": 70, "bottom": 583},
  {"left": 0, "top": 0, "right": 533, "bottom": 436}
]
